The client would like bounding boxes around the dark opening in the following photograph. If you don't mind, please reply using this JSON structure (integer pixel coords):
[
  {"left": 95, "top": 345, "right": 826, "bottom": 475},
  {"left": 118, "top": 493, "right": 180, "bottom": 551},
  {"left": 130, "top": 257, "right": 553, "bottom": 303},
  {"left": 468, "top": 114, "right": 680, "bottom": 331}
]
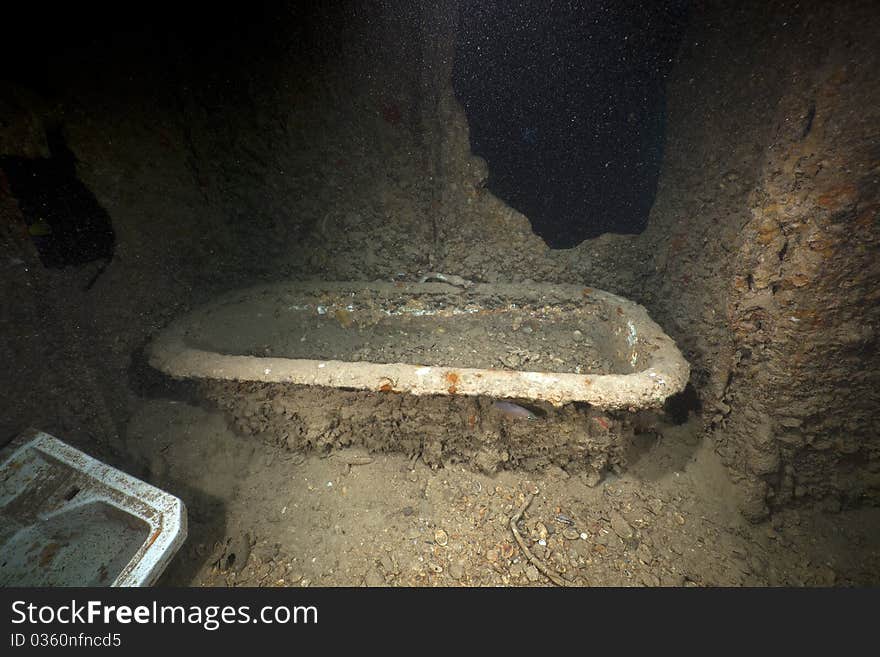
[
  {"left": 453, "top": 1, "right": 690, "bottom": 248},
  {"left": 664, "top": 382, "right": 702, "bottom": 425},
  {"left": 0, "top": 125, "right": 114, "bottom": 270}
]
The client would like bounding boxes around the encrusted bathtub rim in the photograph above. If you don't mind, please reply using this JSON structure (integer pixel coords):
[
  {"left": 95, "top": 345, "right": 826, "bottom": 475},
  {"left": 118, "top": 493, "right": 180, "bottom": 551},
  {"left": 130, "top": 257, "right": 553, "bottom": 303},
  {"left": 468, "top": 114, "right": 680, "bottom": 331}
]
[{"left": 148, "top": 281, "right": 690, "bottom": 410}]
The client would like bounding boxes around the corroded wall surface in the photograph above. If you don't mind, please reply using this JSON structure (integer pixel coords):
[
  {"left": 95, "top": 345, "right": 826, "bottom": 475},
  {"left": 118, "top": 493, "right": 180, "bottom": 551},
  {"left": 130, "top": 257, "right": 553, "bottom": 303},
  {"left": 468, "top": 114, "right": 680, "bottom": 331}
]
[
  {"left": 619, "top": 0, "right": 879, "bottom": 516},
  {"left": 724, "top": 12, "right": 880, "bottom": 514}
]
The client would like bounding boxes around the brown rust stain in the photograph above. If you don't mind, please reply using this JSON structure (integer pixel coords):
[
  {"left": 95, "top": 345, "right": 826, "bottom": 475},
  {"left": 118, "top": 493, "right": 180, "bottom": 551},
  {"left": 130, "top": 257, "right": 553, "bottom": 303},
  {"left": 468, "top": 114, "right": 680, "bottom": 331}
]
[
  {"left": 757, "top": 222, "right": 781, "bottom": 245},
  {"left": 334, "top": 308, "right": 354, "bottom": 329},
  {"left": 38, "top": 542, "right": 61, "bottom": 568},
  {"left": 788, "top": 272, "right": 811, "bottom": 288},
  {"left": 445, "top": 371, "right": 459, "bottom": 394},
  {"left": 145, "top": 528, "right": 162, "bottom": 549},
  {"left": 817, "top": 184, "right": 858, "bottom": 210},
  {"left": 733, "top": 275, "right": 750, "bottom": 293}
]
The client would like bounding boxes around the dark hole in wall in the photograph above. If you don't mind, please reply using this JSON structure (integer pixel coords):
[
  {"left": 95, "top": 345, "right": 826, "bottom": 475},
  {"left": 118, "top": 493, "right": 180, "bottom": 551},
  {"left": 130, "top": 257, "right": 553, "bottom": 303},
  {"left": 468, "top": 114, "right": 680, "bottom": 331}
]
[
  {"left": 664, "top": 382, "right": 702, "bottom": 425},
  {"left": 126, "top": 339, "right": 201, "bottom": 404},
  {"left": 0, "top": 125, "right": 114, "bottom": 270},
  {"left": 0, "top": 1, "right": 340, "bottom": 274},
  {"left": 453, "top": 1, "right": 690, "bottom": 248}
]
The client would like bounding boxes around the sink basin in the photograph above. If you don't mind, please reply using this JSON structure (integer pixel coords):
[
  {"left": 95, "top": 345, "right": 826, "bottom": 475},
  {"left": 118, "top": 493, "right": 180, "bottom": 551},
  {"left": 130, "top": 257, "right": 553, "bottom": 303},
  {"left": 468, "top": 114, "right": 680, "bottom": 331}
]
[{"left": 0, "top": 430, "right": 186, "bottom": 586}]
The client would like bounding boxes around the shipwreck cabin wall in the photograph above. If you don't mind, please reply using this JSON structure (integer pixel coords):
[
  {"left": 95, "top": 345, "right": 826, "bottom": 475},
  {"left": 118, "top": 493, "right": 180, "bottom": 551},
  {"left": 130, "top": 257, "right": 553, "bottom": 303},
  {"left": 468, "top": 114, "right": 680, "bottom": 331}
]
[
  {"left": 0, "top": 0, "right": 877, "bottom": 521},
  {"left": 631, "top": 0, "right": 879, "bottom": 518}
]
